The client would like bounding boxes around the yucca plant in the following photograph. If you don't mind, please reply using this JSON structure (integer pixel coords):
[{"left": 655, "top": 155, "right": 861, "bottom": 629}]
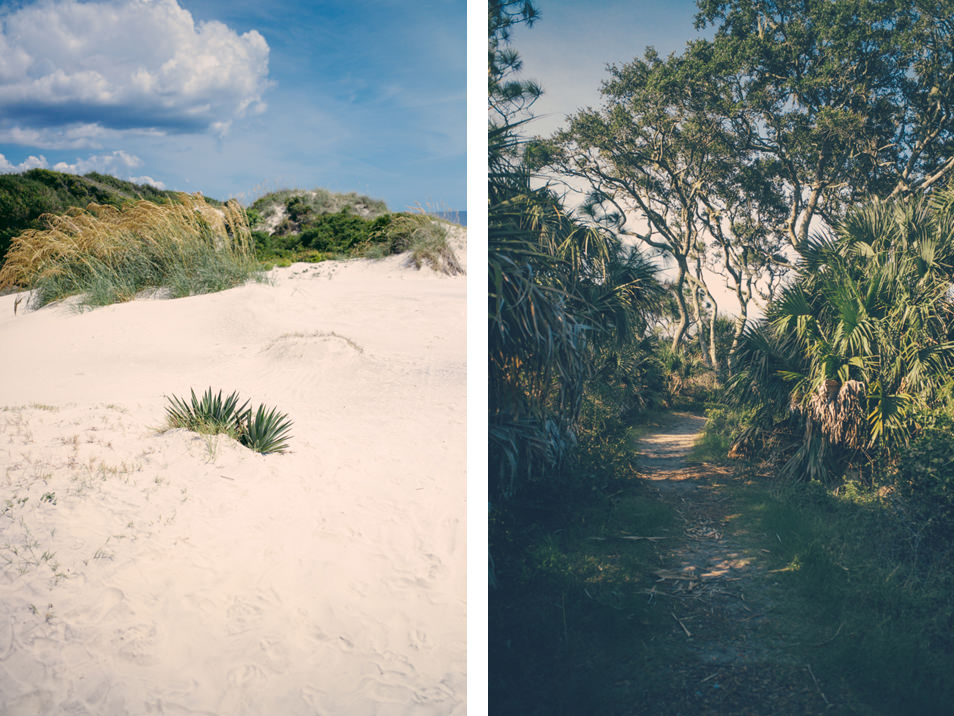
[
  {"left": 240, "top": 403, "right": 294, "bottom": 455},
  {"left": 165, "top": 388, "right": 249, "bottom": 438},
  {"left": 164, "top": 388, "right": 292, "bottom": 455}
]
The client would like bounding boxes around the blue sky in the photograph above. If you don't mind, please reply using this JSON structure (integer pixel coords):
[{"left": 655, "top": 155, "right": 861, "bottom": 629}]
[
  {"left": 509, "top": 0, "right": 706, "bottom": 138},
  {"left": 0, "top": 0, "right": 465, "bottom": 211}
]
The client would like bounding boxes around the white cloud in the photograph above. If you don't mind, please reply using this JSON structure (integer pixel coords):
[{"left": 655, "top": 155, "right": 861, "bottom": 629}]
[
  {"left": 51, "top": 149, "right": 143, "bottom": 174},
  {"left": 0, "top": 153, "right": 49, "bottom": 172},
  {"left": 0, "top": 123, "right": 166, "bottom": 150},
  {"left": 0, "top": 0, "right": 270, "bottom": 143},
  {"left": 0, "top": 147, "right": 167, "bottom": 189},
  {"left": 128, "top": 175, "right": 166, "bottom": 189}
]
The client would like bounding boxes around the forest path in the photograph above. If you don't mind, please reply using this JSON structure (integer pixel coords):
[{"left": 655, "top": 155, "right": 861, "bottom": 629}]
[{"left": 634, "top": 412, "right": 864, "bottom": 715}]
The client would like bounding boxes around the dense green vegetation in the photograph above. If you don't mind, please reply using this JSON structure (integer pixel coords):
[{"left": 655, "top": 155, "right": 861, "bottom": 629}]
[
  {"left": 490, "top": 0, "right": 954, "bottom": 712},
  {"left": 0, "top": 195, "right": 259, "bottom": 309},
  {"left": 245, "top": 188, "right": 461, "bottom": 271},
  {"left": 0, "top": 169, "right": 192, "bottom": 261},
  {"left": 0, "top": 175, "right": 463, "bottom": 307}
]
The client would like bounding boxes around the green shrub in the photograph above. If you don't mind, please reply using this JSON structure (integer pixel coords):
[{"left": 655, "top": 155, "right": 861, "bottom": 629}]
[
  {"left": 164, "top": 387, "right": 293, "bottom": 455},
  {"left": 892, "top": 421, "right": 954, "bottom": 543},
  {"left": 368, "top": 213, "right": 462, "bottom": 273},
  {"left": 690, "top": 404, "right": 755, "bottom": 462},
  {"left": 300, "top": 210, "right": 372, "bottom": 251},
  {"left": 247, "top": 188, "right": 389, "bottom": 234}
]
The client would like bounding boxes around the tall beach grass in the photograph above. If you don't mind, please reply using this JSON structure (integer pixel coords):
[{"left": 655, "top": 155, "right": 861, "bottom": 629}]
[{"left": 0, "top": 194, "right": 260, "bottom": 309}]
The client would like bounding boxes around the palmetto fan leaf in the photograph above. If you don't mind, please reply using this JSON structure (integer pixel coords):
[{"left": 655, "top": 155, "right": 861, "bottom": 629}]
[{"left": 736, "top": 188, "right": 954, "bottom": 477}]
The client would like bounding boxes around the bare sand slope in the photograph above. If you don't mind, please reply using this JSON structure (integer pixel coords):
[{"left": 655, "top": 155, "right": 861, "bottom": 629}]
[{"left": 0, "top": 253, "right": 465, "bottom": 715}]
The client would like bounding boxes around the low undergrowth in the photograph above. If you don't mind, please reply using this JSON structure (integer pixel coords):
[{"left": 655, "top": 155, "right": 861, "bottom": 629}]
[
  {"left": 489, "top": 419, "right": 678, "bottom": 715},
  {"left": 695, "top": 402, "right": 954, "bottom": 713},
  {"left": 724, "top": 470, "right": 954, "bottom": 715}
]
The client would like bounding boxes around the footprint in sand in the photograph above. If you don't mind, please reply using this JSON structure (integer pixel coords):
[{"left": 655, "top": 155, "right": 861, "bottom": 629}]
[
  {"left": 226, "top": 599, "right": 264, "bottom": 635},
  {"left": 299, "top": 686, "right": 330, "bottom": 713},
  {"left": 92, "top": 587, "right": 125, "bottom": 623},
  {"left": 407, "top": 629, "right": 428, "bottom": 651},
  {"left": 0, "top": 615, "right": 14, "bottom": 659},
  {"left": 227, "top": 663, "right": 266, "bottom": 688},
  {"left": 113, "top": 623, "right": 158, "bottom": 665},
  {"left": 259, "top": 637, "right": 288, "bottom": 672},
  {"left": 3, "top": 689, "right": 56, "bottom": 716}
]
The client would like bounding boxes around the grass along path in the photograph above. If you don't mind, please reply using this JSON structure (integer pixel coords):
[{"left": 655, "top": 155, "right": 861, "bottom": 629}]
[
  {"left": 489, "top": 412, "right": 909, "bottom": 715},
  {"left": 633, "top": 413, "right": 869, "bottom": 714}
]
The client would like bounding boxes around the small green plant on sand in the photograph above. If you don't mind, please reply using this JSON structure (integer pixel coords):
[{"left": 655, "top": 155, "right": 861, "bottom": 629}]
[
  {"left": 242, "top": 404, "right": 294, "bottom": 455},
  {"left": 165, "top": 388, "right": 249, "bottom": 439},
  {"left": 164, "top": 387, "right": 292, "bottom": 455}
]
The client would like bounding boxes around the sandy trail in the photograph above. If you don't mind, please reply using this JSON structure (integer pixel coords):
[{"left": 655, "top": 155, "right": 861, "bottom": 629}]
[
  {"left": 634, "top": 414, "right": 856, "bottom": 715},
  {"left": 0, "top": 254, "right": 465, "bottom": 715}
]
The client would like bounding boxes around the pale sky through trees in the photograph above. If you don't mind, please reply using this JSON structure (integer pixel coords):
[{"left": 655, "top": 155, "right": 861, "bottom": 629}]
[{"left": 509, "top": 0, "right": 749, "bottom": 314}]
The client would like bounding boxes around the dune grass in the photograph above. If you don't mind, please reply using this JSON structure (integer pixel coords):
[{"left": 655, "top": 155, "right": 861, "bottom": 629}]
[
  {"left": 370, "top": 213, "right": 463, "bottom": 274},
  {"left": 0, "top": 194, "right": 260, "bottom": 309}
]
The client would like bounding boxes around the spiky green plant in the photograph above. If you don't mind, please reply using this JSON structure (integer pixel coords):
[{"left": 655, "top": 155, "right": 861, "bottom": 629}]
[
  {"left": 165, "top": 388, "right": 249, "bottom": 438},
  {"left": 240, "top": 403, "right": 293, "bottom": 455},
  {"left": 164, "top": 388, "right": 293, "bottom": 455},
  {"left": 489, "top": 126, "right": 662, "bottom": 498}
]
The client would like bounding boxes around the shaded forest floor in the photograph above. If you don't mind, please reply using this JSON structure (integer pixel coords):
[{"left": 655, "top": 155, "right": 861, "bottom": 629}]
[
  {"left": 489, "top": 412, "right": 940, "bottom": 715},
  {"left": 625, "top": 414, "right": 863, "bottom": 714}
]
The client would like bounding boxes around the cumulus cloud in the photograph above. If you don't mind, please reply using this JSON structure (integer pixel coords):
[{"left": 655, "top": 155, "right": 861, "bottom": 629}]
[
  {"left": 0, "top": 149, "right": 165, "bottom": 189},
  {"left": 128, "top": 175, "right": 166, "bottom": 189},
  {"left": 0, "top": 0, "right": 270, "bottom": 143},
  {"left": 0, "top": 153, "right": 49, "bottom": 172},
  {"left": 51, "top": 149, "right": 142, "bottom": 174}
]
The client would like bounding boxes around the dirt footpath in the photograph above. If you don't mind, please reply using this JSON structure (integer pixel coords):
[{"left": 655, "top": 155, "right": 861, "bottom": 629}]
[{"left": 634, "top": 413, "right": 867, "bottom": 715}]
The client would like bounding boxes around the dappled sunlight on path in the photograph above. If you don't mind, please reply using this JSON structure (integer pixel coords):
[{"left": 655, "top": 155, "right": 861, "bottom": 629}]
[{"left": 630, "top": 413, "right": 858, "bottom": 715}]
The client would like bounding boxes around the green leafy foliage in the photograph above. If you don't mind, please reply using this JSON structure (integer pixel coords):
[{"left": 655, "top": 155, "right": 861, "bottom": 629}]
[
  {"left": 299, "top": 210, "right": 373, "bottom": 251},
  {"left": 0, "top": 169, "right": 192, "bottom": 263},
  {"left": 690, "top": 404, "right": 755, "bottom": 463},
  {"left": 891, "top": 418, "right": 954, "bottom": 545},
  {"left": 730, "top": 190, "right": 954, "bottom": 480},
  {"left": 250, "top": 206, "right": 460, "bottom": 271}
]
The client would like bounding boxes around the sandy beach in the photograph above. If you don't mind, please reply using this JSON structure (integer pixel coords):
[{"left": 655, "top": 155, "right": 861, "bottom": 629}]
[{"left": 0, "top": 248, "right": 466, "bottom": 714}]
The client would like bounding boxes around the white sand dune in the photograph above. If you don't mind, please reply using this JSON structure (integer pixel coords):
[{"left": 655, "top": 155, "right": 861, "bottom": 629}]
[{"left": 0, "top": 250, "right": 465, "bottom": 715}]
